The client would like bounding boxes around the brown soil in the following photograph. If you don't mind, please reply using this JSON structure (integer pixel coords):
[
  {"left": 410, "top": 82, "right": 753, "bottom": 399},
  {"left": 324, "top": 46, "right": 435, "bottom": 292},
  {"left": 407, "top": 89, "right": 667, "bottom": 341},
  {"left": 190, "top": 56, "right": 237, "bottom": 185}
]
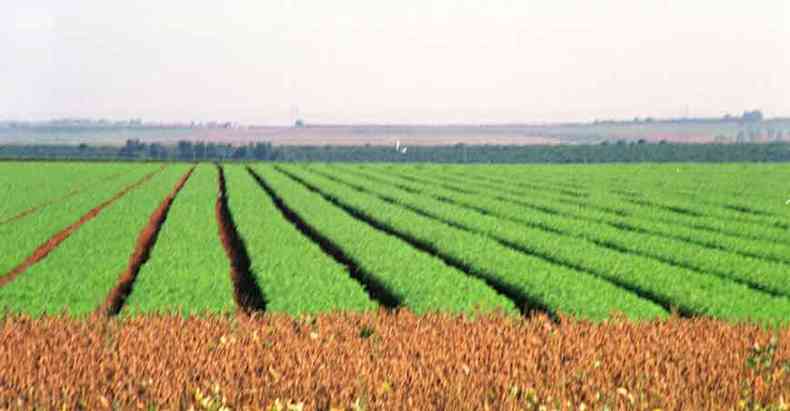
[
  {"left": 215, "top": 165, "right": 267, "bottom": 313},
  {"left": 0, "top": 166, "right": 165, "bottom": 288},
  {"left": 98, "top": 167, "right": 195, "bottom": 317},
  {"left": 0, "top": 171, "right": 126, "bottom": 226},
  {"left": 0, "top": 313, "right": 787, "bottom": 410}
]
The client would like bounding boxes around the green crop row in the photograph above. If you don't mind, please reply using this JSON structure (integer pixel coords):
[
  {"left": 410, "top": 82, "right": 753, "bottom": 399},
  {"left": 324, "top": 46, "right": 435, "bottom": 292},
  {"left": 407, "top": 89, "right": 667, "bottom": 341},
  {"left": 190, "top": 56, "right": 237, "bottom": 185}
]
[
  {"left": 1, "top": 161, "right": 785, "bottom": 321},
  {"left": 253, "top": 165, "right": 517, "bottom": 316},
  {"left": 218, "top": 165, "right": 377, "bottom": 315},
  {"left": 385, "top": 163, "right": 790, "bottom": 260},
  {"left": 0, "top": 162, "right": 135, "bottom": 221},
  {"left": 369, "top": 165, "right": 790, "bottom": 296},
  {"left": 0, "top": 166, "right": 189, "bottom": 316},
  {"left": 122, "top": 165, "right": 235, "bottom": 315},
  {"left": 0, "top": 164, "right": 161, "bottom": 276},
  {"left": 523, "top": 163, "right": 790, "bottom": 219},
  {"left": 317, "top": 164, "right": 790, "bottom": 325},
  {"left": 432, "top": 166, "right": 790, "bottom": 265},
  {"left": 443, "top": 164, "right": 790, "bottom": 244},
  {"left": 277, "top": 164, "right": 667, "bottom": 321}
]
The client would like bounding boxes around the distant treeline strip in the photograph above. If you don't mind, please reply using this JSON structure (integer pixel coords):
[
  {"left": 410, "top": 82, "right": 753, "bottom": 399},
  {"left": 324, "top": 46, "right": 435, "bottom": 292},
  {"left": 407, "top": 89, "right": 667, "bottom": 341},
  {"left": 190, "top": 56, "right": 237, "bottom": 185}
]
[{"left": 2, "top": 141, "right": 790, "bottom": 163}]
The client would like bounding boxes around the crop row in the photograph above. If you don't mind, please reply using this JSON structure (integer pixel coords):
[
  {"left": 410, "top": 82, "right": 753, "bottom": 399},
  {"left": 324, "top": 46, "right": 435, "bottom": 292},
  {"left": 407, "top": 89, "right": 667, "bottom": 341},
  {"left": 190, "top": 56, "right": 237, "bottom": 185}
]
[
  {"left": 2, "top": 162, "right": 786, "bottom": 322},
  {"left": 277, "top": 164, "right": 667, "bottom": 321},
  {"left": 395, "top": 163, "right": 785, "bottom": 242},
  {"left": 365, "top": 165, "right": 790, "bottom": 296},
  {"left": 384, "top": 163, "right": 790, "bottom": 256},
  {"left": 0, "top": 162, "right": 134, "bottom": 222},
  {"left": 0, "top": 164, "right": 161, "bottom": 277},
  {"left": 121, "top": 165, "right": 235, "bottom": 315},
  {"left": 313, "top": 164, "right": 790, "bottom": 324},
  {"left": 528, "top": 163, "right": 790, "bottom": 218},
  {"left": 430, "top": 166, "right": 790, "bottom": 264},
  {"left": 0, "top": 166, "right": 189, "bottom": 316},
  {"left": 442, "top": 164, "right": 790, "bottom": 243},
  {"left": 386, "top": 164, "right": 790, "bottom": 272},
  {"left": 252, "top": 165, "right": 516, "bottom": 315},
  {"left": 223, "top": 165, "right": 377, "bottom": 314}
]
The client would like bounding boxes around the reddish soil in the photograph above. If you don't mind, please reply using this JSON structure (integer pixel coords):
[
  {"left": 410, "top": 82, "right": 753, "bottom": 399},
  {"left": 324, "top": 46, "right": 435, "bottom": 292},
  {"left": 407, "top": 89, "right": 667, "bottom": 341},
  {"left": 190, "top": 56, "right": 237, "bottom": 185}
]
[
  {"left": 215, "top": 165, "right": 267, "bottom": 313},
  {"left": 0, "top": 167, "right": 165, "bottom": 288},
  {"left": 99, "top": 167, "right": 195, "bottom": 316},
  {"left": 0, "top": 313, "right": 788, "bottom": 410},
  {"left": 0, "top": 171, "right": 126, "bottom": 226}
]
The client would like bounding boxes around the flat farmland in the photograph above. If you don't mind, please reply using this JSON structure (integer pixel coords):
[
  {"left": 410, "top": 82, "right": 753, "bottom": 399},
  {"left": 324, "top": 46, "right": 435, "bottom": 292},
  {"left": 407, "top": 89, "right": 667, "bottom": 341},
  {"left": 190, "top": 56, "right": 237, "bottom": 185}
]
[{"left": 1, "top": 161, "right": 789, "bottom": 409}]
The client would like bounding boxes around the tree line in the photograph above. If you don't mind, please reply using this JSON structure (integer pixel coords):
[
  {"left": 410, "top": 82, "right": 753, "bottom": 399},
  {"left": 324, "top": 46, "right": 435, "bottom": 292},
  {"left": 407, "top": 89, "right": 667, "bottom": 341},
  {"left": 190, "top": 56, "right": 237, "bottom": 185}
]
[{"left": 2, "top": 139, "right": 790, "bottom": 163}]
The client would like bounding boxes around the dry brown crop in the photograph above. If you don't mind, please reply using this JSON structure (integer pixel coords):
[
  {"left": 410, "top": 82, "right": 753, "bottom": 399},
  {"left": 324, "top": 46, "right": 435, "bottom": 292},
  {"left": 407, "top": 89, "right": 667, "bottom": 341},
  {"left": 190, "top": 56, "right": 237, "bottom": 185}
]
[{"left": 0, "top": 312, "right": 788, "bottom": 410}]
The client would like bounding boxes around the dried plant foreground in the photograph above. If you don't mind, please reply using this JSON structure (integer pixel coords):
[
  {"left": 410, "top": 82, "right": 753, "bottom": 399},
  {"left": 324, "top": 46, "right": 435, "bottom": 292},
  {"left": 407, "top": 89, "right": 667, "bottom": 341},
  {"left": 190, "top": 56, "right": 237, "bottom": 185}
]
[{"left": 1, "top": 312, "right": 789, "bottom": 410}]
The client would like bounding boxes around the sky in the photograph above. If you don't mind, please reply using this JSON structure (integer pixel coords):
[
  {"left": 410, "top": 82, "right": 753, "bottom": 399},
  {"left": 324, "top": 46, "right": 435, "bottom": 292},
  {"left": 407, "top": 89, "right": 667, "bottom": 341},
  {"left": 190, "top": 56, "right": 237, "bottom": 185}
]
[{"left": 1, "top": 1, "right": 788, "bottom": 124}]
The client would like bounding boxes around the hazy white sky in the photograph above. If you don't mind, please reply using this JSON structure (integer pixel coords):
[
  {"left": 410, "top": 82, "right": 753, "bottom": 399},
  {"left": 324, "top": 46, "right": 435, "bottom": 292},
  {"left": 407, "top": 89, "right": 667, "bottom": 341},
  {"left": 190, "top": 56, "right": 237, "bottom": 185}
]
[{"left": 2, "top": 1, "right": 788, "bottom": 124}]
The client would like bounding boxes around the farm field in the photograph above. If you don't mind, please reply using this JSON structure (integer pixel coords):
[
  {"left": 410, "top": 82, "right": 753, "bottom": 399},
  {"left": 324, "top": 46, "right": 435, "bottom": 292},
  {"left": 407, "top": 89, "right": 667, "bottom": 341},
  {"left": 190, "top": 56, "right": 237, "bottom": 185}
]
[
  {"left": 0, "top": 161, "right": 789, "bottom": 408},
  {"left": 1, "top": 162, "right": 789, "bottom": 322}
]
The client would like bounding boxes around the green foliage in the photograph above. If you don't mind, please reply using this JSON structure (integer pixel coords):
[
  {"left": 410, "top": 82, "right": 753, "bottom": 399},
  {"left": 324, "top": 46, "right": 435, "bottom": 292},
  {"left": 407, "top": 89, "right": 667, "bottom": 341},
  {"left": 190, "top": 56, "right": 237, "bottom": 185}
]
[
  {"left": 122, "top": 165, "right": 235, "bottom": 315},
  {"left": 254, "top": 165, "right": 516, "bottom": 315},
  {"left": 0, "top": 162, "right": 133, "bottom": 220},
  {"left": 5, "top": 139, "right": 790, "bottom": 163},
  {"left": 461, "top": 168, "right": 790, "bottom": 265},
  {"left": 0, "top": 163, "right": 158, "bottom": 276},
  {"left": 278, "top": 164, "right": 666, "bottom": 321},
  {"left": 0, "top": 166, "right": 188, "bottom": 316},
  {"left": 2, "top": 161, "right": 789, "bottom": 323},
  {"left": 328, "top": 163, "right": 790, "bottom": 325},
  {"left": 222, "top": 165, "right": 376, "bottom": 315},
  {"left": 359, "top": 325, "right": 375, "bottom": 339}
]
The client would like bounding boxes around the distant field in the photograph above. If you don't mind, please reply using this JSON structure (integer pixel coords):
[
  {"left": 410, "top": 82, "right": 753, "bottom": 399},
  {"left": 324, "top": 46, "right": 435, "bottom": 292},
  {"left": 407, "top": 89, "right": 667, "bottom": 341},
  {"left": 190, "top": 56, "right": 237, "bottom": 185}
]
[
  {"left": 1, "top": 162, "right": 789, "bottom": 323},
  {"left": 2, "top": 119, "right": 789, "bottom": 146}
]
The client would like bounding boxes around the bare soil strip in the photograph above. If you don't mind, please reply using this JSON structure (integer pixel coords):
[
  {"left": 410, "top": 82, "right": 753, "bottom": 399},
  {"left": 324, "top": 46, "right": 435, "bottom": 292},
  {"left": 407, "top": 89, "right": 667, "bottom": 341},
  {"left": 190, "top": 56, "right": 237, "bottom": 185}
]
[
  {"left": 0, "top": 313, "right": 788, "bottom": 410},
  {"left": 0, "top": 167, "right": 166, "bottom": 288},
  {"left": 99, "top": 167, "right": 195, "bottom": 316},
  {"left": 0, "top": 171, "right": 126, "bottom": 226},
  {"left": 215, "top": 165, "right": 267, "bottom": 313}
]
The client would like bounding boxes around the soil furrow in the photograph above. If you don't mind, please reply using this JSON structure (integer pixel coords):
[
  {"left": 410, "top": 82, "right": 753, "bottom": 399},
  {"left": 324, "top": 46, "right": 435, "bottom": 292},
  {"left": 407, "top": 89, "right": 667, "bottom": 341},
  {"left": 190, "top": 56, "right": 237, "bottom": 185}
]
[
  {"left": 0, "top": 166, "right": 166, "bottom": 288},
  {"left": 0, "top": 171, "right": 126, "bottom": 226},
  {"left": 215, "top": 165, "right": 267, "bottom": 314},
  {"left": 99, "top": 167, "right": 195, "bottom": 316}
]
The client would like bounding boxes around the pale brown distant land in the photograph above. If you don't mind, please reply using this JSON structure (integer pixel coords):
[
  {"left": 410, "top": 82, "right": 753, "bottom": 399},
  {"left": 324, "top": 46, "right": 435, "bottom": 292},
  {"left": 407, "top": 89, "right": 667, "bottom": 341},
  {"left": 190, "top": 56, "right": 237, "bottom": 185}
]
[
  {"left": 181, "top": 126, "right": 565, "bottom": 146},
  {"left": 3, "top": 120, "right": 789, "bottom": 146}
]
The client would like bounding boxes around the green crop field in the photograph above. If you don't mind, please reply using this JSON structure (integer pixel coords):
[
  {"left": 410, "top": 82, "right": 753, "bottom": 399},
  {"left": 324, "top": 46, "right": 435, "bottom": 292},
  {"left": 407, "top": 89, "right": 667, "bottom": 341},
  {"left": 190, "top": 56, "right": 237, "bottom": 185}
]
[{"left": 1, "top": 162, "right": 789, "bottom": 324}]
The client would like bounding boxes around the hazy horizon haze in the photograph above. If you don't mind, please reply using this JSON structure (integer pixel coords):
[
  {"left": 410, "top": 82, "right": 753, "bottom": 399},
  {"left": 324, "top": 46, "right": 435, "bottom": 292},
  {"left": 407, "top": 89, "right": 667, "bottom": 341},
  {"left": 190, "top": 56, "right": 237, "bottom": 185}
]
[{"left": 2, "top": 1, "right": 788, "bottom": 125}]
